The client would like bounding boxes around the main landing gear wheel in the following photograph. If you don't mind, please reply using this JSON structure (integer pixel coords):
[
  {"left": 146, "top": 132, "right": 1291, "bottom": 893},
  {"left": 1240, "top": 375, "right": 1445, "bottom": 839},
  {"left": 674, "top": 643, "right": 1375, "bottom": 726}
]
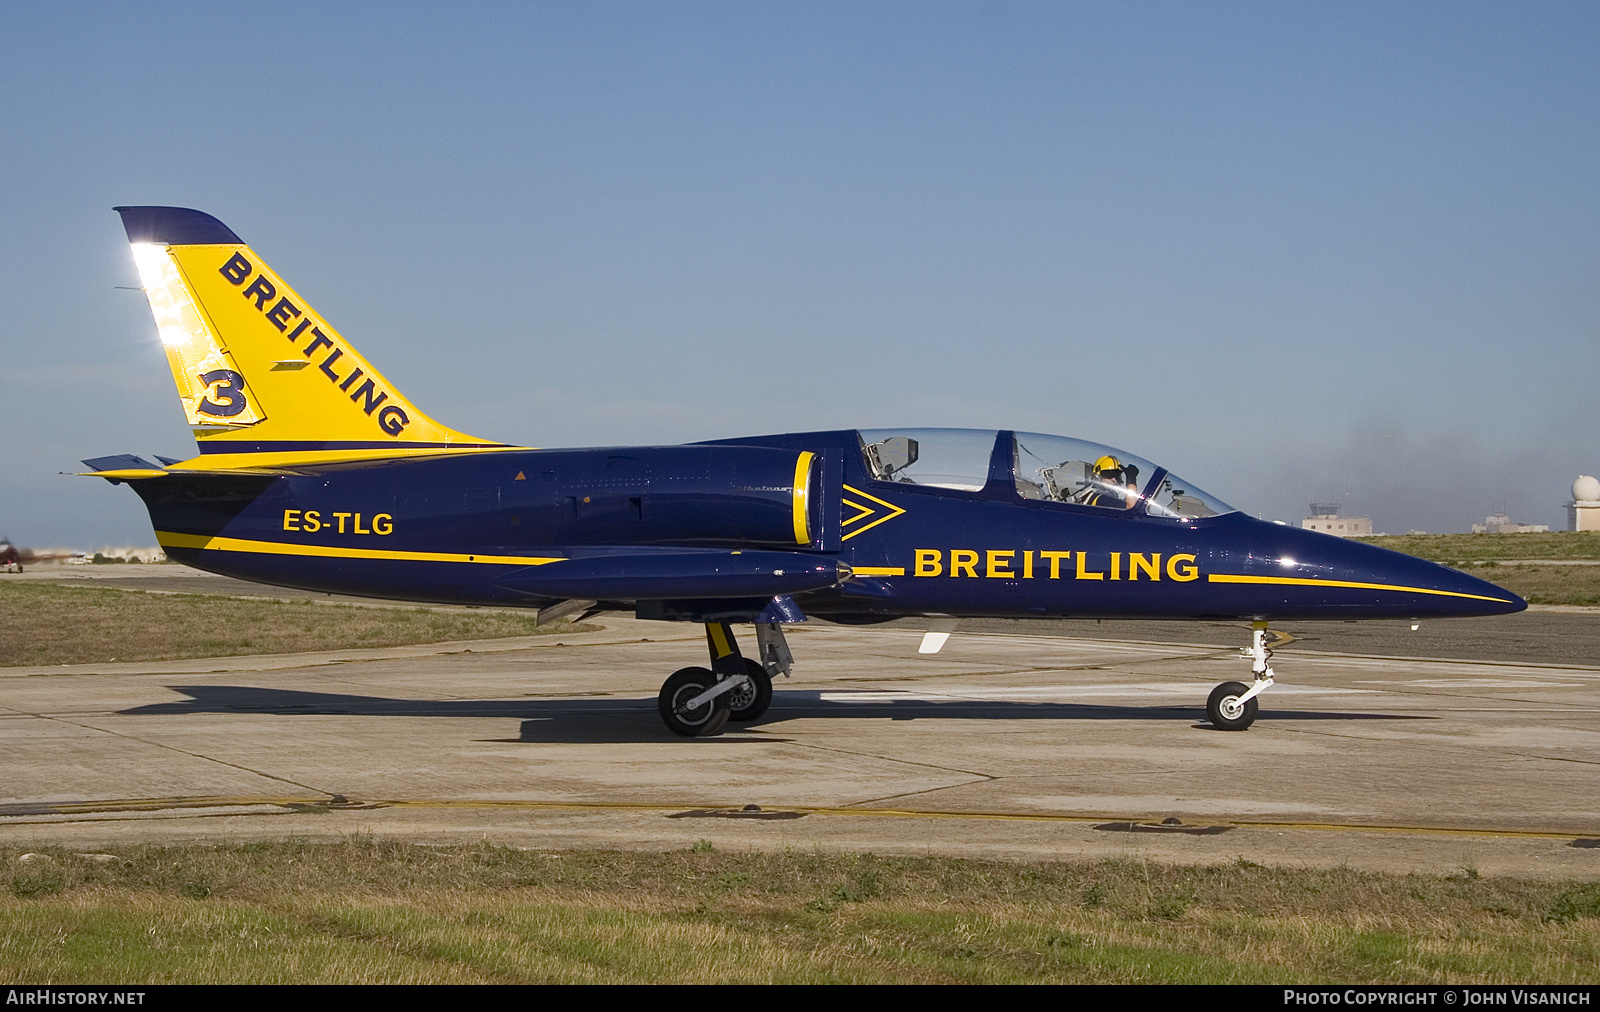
[
  {"left": 1207, "top": 681, "right": 1259, "bottom": 731},
  {"left": 659, "top": 667, "right": 731, "bottom": 738},
  {"left": 727, "top": 659, "right": 773, "bottom": 723}
]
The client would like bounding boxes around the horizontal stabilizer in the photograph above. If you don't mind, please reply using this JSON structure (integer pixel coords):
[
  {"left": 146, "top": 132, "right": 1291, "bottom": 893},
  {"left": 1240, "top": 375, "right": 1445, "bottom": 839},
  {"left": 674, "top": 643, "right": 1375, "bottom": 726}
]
[
  {"left": 78, "top": 453, "right": 308, "bottom": 481},
  {"left": 82, "top": 454, "right": 161, "bottom": 472}
]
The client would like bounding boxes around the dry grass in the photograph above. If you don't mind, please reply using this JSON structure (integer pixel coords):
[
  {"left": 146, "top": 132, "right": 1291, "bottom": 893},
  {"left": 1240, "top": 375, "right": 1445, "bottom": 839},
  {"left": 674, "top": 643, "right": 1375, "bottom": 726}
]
[
  {"left": 1360, "top": 533, "right": 1600, "bottom": 605},
  {"left": 1361, "top": 532, "right": 1600, "bottom": 563},
  {"left": 0, "top": 583, "right": 591, "bottom": 667},
  {"left": 0, "top": 841, "right": 1594, "bottom": 983},
  {"left": 1456, "top": 564, "right": 1600, "bottom": 606}
]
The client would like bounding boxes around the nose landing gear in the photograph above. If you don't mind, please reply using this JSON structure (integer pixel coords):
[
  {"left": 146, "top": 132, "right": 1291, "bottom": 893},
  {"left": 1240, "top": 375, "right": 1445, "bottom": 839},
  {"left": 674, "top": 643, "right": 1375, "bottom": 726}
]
[{"left": 1207, "top": 620, "right": 1276, "bottom": 731}]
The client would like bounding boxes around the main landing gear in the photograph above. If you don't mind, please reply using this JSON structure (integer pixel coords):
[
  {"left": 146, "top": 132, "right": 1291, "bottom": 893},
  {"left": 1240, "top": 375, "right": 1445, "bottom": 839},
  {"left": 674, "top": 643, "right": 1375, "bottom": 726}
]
[
  {"left": 657, "top": 621, "right": 792, "bottom": 737},
  {"left": 1206, "top": 620, "right": 1276, "bottom": 731}
]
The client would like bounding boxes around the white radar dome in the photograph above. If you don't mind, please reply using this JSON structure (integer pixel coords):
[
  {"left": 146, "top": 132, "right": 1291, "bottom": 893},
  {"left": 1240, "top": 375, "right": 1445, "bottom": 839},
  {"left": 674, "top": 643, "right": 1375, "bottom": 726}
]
[{"left": 1574, "top": 475, "right": 1600, "bottom": 503}]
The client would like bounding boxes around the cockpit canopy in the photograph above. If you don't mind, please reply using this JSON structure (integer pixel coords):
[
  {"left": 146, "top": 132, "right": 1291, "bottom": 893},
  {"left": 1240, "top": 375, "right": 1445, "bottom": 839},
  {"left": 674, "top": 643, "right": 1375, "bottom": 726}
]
[{"left": 858, "top": 428, "right": 1237, "bottom": 521}]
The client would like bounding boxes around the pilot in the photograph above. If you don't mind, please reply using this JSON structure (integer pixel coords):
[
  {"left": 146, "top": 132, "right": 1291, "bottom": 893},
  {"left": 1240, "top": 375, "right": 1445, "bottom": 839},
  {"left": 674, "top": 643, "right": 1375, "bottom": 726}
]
[{"left": 1088, "top": 455, "right": 1140, "bottom": 509}]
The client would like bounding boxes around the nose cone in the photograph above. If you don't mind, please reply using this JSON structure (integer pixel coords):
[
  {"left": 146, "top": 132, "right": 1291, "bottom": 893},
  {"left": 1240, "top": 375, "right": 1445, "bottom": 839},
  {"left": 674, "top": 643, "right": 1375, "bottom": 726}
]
[{"left": 1231, "top": 521, "right": 1526, "bottom": 619}]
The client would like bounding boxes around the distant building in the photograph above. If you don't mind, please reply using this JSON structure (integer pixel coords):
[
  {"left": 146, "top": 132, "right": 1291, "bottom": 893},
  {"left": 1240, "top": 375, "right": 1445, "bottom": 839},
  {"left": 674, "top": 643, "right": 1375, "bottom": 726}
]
[
  {"left": 1301, "top": 503, "right": 1372, "bottom": 537},
  {"left": 1472, "top": 513, "right": 1549, "bottom": 534},
  {"left": 1569, "top": 475, "right": 1600, "bottom": 532}
]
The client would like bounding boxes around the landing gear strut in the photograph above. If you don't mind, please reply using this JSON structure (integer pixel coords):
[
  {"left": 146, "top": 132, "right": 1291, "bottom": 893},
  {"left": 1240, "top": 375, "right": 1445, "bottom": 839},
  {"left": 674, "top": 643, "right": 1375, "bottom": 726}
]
[
  {"left": 656, "top": 621, "right": 792, "bottom": 736},
  {"left": 1207, "top": 620, "right": 1275, "bottom": 731}
]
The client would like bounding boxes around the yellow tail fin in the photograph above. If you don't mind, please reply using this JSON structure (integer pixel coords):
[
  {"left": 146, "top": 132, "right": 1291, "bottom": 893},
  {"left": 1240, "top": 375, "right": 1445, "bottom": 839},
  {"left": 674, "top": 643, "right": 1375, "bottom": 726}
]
[{"left": 116, "top": 206, "right": 509, "bottom": 469}]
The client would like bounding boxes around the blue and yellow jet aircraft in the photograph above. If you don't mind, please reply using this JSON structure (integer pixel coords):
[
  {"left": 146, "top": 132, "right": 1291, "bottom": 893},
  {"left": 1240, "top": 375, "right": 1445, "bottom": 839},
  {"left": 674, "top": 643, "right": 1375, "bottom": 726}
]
[{"left": 87, "top": 207, "right": 1525, "bottom": 736}]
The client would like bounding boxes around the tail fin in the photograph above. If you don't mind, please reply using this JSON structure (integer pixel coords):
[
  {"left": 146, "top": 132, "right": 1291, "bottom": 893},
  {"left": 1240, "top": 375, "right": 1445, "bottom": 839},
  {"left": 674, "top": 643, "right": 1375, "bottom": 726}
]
[{"left": 115, "top": 206, "right": 509, "bottom": 468}]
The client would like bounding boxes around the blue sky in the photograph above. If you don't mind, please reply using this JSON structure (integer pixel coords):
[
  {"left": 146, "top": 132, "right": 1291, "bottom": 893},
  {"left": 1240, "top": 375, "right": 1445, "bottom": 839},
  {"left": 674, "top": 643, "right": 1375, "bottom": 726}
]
[{"left": 3, "top": 2, "right": 1598, "bottom": 545}]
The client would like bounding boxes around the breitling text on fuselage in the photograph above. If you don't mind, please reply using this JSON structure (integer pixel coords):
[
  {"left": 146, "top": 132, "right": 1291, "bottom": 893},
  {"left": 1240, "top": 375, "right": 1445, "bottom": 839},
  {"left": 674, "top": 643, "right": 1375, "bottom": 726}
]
[{"left": 912, "top": 549, "right": 1200, "bottom": 581}]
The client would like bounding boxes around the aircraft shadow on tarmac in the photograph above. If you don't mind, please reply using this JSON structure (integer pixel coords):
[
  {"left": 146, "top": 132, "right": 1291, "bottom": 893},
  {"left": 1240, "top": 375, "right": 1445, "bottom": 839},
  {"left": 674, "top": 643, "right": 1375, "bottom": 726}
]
[{"left": 120, "top": 685, "right": 1431, "bottom": 744}]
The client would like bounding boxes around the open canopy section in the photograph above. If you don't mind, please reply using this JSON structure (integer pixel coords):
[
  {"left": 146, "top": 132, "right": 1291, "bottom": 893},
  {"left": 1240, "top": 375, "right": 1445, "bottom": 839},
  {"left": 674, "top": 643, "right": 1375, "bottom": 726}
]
[{"left": 858, "top": 428, "right": 999, "bottom": 491}]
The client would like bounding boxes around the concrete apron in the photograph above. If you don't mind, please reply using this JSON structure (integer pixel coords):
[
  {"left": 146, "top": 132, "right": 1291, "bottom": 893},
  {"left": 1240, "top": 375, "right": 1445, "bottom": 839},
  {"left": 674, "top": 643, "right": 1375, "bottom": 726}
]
[{"left": 1, "top": 614, "right": 1596, "bottom": 877}]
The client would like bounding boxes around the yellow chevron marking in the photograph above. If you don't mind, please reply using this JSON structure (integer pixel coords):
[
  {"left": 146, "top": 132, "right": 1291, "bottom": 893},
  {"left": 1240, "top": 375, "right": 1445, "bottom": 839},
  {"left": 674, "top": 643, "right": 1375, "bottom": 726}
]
[
  {"left": 842, "top": 498, "right": 875, "bottom": 526},
  {"left": 1207, "top": 573, "right": 1515, "bottom": 603},
  {"left": 156, "top": 530, "right": 561, "bottom": 567},
  {"left": 840, "top": 484, "right": 907, "bottom": 541}
]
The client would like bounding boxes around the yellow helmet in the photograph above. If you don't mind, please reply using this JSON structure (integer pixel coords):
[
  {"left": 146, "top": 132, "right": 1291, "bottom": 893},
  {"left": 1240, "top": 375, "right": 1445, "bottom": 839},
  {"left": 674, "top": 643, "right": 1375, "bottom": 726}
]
[{"left": 1094, "top": 455, "right": 1121, "bottom": 472}]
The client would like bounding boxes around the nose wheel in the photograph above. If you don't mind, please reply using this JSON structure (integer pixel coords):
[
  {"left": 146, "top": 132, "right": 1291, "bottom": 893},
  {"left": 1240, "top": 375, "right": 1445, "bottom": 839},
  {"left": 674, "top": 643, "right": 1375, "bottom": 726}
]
[
  {"left": 1207, "top": 621, "right": 1276, "bottom": 731},
  {"left": 1206, "top": 681, "right": 1258, "bottom": 731}
]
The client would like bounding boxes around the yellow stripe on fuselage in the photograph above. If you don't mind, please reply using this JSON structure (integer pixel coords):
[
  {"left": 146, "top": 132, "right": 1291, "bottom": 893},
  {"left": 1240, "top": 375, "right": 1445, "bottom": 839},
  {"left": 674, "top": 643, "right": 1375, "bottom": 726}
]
[
  {"left": 1206, "top": 573, "right": 1514, "bottom": 603},
  {"left": 156, "top": 531, "right": 561, "bottom": 567}
]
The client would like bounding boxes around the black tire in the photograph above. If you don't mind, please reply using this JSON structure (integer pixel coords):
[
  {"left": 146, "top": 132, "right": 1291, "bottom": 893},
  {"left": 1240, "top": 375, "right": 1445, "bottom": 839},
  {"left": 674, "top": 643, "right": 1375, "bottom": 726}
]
[
  {"left": 659, "top": 667, "right": 731, "bottom": 737},
  {"left": 1206, "top": 681, "right": 1258, "bottom": 731},
  {"left": 727, "top": 659, "right": 773, "bottom": 722}
]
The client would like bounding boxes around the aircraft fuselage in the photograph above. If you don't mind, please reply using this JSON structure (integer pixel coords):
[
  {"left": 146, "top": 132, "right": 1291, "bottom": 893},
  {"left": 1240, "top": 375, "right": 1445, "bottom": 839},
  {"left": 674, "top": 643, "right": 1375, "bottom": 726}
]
[{"left": 131, "top": 428, "right": 1521, "bottom": 625}]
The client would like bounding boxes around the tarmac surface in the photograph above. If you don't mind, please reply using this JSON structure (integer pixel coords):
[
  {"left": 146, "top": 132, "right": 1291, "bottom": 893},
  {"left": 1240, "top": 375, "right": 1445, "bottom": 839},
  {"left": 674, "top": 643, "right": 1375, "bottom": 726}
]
[{"left": 3, "top": 565, "right": 1598, "bottom": 877}]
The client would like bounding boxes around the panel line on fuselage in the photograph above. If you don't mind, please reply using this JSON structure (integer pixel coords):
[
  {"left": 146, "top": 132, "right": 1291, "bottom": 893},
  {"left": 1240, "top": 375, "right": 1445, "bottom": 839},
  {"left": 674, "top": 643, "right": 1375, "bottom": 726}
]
[{"left": 156, "top": 531, "right": 563, "bottom": 567}]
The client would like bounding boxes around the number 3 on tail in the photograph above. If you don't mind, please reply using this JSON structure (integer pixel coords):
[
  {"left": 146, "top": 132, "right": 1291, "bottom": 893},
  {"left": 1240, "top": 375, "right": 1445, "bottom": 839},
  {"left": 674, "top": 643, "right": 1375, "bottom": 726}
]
[{"left": 198, "top": 369, "right": 248, "bottom": 417}]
